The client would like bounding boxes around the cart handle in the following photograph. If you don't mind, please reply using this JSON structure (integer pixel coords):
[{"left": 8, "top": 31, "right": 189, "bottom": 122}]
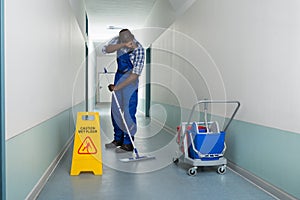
[{"left": 187, "top": 100, "right": 241, "bottom": 132}]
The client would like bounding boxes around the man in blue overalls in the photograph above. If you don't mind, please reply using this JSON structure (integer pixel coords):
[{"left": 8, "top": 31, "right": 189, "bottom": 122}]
[{"left": 102, "top": 29, "right": 145, "bottom": 153}]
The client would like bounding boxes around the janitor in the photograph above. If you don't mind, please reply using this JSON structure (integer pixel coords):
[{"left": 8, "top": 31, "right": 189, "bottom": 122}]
[{"left": 102, "top": 29, "right": 145, "bottom": 153}]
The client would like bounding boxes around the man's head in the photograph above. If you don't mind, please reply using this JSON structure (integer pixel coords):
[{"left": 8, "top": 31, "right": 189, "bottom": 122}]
[{"left": 119, "top": 29, "right": 134, "bottom": 43}]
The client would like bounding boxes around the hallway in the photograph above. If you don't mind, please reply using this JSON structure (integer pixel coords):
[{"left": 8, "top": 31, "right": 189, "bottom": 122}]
[
  {"left": 3, "top": 0, "right": 300, "bottom": 199},
  {"left": 36, "top": 103, "right": 276, "bottom": 200}
]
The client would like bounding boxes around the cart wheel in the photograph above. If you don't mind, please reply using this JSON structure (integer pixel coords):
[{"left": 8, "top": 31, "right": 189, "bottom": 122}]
[
  {"left": 173, "top": 158, "right": 179, "bottom": 165},
  {"left": 217, "top": 165, "right": 226, "bottom": 174},
  {"left": 188, "top": 167, "right": 197, "bottom": 176}
]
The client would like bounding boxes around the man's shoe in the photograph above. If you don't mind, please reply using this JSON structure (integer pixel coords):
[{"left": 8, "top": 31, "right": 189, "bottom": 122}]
[
  {"left": 115, "top": 144, "right": 134, "bottom": 153},
  {"left": 105, "top": 140, "right": 123, "bottom": 149}
]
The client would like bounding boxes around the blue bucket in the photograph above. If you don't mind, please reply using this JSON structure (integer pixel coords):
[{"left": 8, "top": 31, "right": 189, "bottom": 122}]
[{"left": 188, "top": 122, "right": 225, "bottom": 160}]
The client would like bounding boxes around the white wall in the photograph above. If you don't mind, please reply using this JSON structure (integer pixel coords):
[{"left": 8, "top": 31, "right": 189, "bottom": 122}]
[
  {"left": 151, "top": 26, "right": 224, "bottom": 110},
  {"left": 138, "top": 0, "right": 197, "bottom": 48},
  {"left": 150, "top": 0, "right": 300, "bottom": 133},
  {"left": 5, "top": 0, "right": 85, "bottom": 139},
  {"left": 140, "top": 0, "right": 176, "bottom": 48},
  {"left": 88, "top": 40, "right": 97, "bottom": 110},
  {"left": 69, "top": 0, "right": 86, "bottom": 37}
]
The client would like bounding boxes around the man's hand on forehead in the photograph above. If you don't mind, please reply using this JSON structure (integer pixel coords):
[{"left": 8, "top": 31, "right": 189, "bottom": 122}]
[{"left": 124, "top": 41, "right": 134, "bottom": 49}]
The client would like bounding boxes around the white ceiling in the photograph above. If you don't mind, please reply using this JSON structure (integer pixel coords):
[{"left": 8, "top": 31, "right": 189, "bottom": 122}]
[
  {"left": 85, "top": 0, "right": 157, "bottom": 41},
  {"left": 85, "top": 0, "right": 196, "bottom": 43}
]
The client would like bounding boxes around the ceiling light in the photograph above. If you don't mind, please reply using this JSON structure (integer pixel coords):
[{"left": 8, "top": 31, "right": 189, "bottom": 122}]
[{"left": 107, "top": 25, "right": 123, "bottom": 30}]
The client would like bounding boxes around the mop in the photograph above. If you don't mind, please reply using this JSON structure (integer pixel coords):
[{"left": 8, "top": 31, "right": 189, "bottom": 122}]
[{"left": 104, "top": 68, "right": 155, "bottom": 162}]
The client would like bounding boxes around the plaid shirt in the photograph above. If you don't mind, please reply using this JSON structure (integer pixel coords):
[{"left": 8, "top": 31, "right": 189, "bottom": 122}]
[{"left": 102, "top": 36, "right": 145, "bottom": 75}]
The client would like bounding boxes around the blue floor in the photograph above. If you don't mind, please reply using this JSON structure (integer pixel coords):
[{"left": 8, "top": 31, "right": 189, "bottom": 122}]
[{"left": 37, "top": 103, "right": 276, "bottom": 200}]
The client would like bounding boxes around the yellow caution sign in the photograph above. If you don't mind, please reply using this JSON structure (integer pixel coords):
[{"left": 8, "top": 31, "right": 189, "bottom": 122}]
[{"left": 70, "top": 112, "right": 102, "bottom": 175}]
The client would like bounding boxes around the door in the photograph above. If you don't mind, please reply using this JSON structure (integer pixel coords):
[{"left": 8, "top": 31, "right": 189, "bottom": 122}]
[{"left": 145, "top": 46, "right": 151, "bottom": 117}]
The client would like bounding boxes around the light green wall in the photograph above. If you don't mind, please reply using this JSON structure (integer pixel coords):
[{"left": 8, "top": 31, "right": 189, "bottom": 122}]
[
  {"left": 6, "top": 104, "right": 83, "bottom": 200},
  {"left": 225, "top": 120, "right": 300, "bottom": 198}
]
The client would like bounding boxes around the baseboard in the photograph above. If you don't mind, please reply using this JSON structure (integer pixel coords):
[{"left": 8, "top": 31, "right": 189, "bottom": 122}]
[
  {"left": 25, "top": 136, "right": 74, "bottom": 200},
  {"left": 227, "top": 161, "right": 298, "bottom": 200}
]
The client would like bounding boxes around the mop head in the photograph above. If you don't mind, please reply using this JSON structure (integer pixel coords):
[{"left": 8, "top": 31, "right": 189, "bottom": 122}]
[{"left": 120, "top": 155, "right": 155, "bottom": 162}]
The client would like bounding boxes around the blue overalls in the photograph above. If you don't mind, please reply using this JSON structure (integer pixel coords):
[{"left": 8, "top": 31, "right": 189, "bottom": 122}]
[{"left": 111, "top": 50, "right": 138, "bottom": 145}]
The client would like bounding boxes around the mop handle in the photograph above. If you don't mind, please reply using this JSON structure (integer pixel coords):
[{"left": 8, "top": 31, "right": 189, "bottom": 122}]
[
  {"left": 103, "top": 68, "right": 139, "bottom": 157},
  {"left": 111, "top": 91, "right": 138, "bottom": 151}
]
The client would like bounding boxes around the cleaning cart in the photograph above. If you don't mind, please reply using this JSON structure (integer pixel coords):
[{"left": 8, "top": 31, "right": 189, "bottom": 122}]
[{"left": 174, "top": 100, "right": 240, "bottom": 176}]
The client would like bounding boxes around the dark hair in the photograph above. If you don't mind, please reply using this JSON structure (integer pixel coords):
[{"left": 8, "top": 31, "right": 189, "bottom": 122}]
[{"left": 119, "top": 29, "right": 129, "bottom": 33}]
